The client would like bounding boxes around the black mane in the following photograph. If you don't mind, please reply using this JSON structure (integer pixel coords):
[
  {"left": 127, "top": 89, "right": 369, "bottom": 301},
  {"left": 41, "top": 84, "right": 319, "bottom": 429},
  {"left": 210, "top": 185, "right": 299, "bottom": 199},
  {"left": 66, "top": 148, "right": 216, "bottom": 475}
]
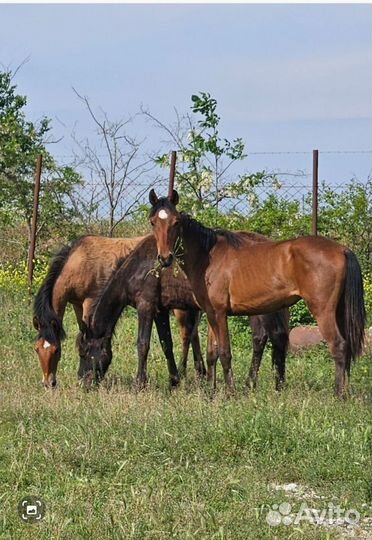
[
  {"left": 180, "top": 214, "right": 218, "bottom": 252},
  {"left": 181, "top": 214, "right": 243, "bottom": 252},
  {"left": 89, "top": 235, "right": 156, "bottom": 337}
]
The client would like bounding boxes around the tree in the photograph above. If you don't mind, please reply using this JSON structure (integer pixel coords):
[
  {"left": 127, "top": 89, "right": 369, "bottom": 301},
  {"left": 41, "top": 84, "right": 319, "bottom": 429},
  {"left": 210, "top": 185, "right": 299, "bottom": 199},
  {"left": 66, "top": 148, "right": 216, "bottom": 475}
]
[
  {"left": 143, "top": 92, "right": 270, "bottom": 225},
  {"left": 318, "top": 178, "right": 372, "bottom": 272},
  {"left": 0, "top": 69, "right": 83, "bottom": 250},
  {"left": 72, "top": 90, "right": 157, "bottom": 236}
]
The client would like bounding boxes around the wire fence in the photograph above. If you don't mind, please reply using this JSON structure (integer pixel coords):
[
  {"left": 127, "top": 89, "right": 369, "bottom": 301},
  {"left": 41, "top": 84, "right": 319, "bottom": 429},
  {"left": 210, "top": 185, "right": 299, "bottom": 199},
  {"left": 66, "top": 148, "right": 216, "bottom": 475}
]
[
  {"left": 1, "top": 149, "right": 371, "bottom": 275},
  {"left": 62, "top": 149, "right": 371, "bottom": 229}
]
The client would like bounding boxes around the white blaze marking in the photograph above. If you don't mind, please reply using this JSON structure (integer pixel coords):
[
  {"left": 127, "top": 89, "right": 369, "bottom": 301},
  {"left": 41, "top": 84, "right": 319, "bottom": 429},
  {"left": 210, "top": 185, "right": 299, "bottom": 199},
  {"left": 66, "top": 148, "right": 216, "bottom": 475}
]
[
  {"left": 158, "top": 209, "right": 168, "bottom": 220},
  {"left": 43, "top": 340, "right": 51, "bottom": 349}
]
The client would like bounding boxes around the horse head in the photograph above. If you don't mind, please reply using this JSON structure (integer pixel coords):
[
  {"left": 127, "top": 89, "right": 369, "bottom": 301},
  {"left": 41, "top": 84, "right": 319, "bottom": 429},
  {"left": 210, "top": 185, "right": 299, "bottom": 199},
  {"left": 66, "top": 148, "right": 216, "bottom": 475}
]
[
  {"left": 77, "top": 322, "right": 112, "bottom": 387},
  {"left": 33, "top": 316, "right": 60, "bottom": 388},
  {"left": 149, "top": 188, "right": 180, "bottom": 268}
]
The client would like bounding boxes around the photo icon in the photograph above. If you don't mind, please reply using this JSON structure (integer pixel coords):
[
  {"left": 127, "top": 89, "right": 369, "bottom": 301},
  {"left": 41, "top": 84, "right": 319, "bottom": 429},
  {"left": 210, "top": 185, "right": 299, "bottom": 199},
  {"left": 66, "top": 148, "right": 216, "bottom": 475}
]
[{"left": 18, "top": 496, "right": 45, "bottom": 523}]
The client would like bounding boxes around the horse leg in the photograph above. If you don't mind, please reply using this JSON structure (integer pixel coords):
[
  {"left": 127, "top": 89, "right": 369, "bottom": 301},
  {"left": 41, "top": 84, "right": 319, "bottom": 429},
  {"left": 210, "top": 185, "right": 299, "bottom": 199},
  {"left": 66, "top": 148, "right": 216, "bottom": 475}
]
[
  {"left": 267, "top": 311, "right": 289, "bottom": 392},
  {"left": 180, "top": 309, "right": 206, "bottom": 377},
  {"left": 81, "top": 297, "right": 95, "bottom": 325},
  {"left": 135, "top": 308, "right": 154, "bottom": 389},
  {"left": 214, "top": 311, "right": 235, "bottom": 393},
  {"left": 73, "top": 302, "right": 85, "bottom": 379},
  {"left": 155, "top": 311, "right": 180, "bottom": 388},
  {"left": 309, "top": 304, "right": 347, "bottom": 398},
  {"left": 77, "top": 298, "right": 97, "bottom": 353},
  {"left": 174, "top": 309, "right": 191, "bottom": 379},
  {"left": 206, "top": 324, "right": 218, "bottom": 389},
  {"left": 190, "top": 311, "right": 206, "bottom": 378},
  {"left": 246, "top": 315, "right": 268, "bottom": 391}
]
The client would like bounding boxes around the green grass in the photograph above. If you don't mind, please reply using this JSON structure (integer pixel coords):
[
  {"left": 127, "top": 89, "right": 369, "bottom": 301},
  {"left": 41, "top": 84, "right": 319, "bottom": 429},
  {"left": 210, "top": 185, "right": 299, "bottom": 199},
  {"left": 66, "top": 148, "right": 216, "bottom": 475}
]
[{"left": 0, "top": 288, "right": 371, "bottom": 540}]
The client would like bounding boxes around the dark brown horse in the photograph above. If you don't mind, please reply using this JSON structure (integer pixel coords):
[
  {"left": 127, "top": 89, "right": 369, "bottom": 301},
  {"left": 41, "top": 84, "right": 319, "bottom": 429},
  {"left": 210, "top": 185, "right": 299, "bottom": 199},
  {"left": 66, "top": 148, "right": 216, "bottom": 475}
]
[
  {"left": 149, "top": 189, "right": 365, "bottom": 398},
  {"left": 78, "top": 234, "right": 289, "bottom": 389},
  {"left": 78, "top": 235, "right": 202, "bottom": 387}
]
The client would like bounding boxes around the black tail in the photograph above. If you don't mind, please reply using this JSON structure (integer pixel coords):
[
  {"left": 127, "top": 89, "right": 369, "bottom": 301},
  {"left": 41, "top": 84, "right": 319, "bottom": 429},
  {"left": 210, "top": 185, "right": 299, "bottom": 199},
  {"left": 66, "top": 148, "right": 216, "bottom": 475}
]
[
  {"left": 33, "top": 243, "right": 76, "bottom": 344},
  {"left": 342, "top": 250, "right": 366, "bottom": 364}
]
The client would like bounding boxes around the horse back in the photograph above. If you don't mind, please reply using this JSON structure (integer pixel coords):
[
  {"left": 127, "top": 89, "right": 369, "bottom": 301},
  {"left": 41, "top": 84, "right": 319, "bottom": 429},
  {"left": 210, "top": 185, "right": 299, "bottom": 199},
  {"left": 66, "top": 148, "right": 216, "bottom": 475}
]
[
  {"left": 207, "top": 235, "right": 347, "bottom": 315},
  {"left": 52, "top": 235, "right": 148, "bottom": 307}
]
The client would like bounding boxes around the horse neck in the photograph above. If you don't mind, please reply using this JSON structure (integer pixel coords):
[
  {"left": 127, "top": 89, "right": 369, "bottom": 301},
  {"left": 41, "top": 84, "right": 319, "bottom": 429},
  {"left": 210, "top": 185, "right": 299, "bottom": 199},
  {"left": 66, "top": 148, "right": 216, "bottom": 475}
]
[
  {"left": 92, "top": 271, "right": 129, "bottom": 337},
  {"left": 179, "top": 216, "right": 212, "bottom": 282}
]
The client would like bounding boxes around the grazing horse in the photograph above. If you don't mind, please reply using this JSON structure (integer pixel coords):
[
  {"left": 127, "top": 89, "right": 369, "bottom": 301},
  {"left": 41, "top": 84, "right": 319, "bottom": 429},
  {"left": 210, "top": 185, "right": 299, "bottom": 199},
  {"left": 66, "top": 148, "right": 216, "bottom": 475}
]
[
  {"left": 149, "top": 189, "right": 365, "bottom": 398},
  {"left": 79, "top": 234, "right": 289, "bottom": 390},
  {"left": 33, "top": 235, "right": 146, "bottom": 386}
]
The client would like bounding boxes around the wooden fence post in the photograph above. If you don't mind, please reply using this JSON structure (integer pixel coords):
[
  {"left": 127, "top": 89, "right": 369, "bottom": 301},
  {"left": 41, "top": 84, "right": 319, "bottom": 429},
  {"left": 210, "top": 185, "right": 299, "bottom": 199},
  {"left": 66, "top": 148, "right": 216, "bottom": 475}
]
[
  {"left": 28, "top": 154, "right": 43, "bottom": 291},
  {"left": 312, "top": 149, "right": 319, "bottom": 236},
  {"left": 168, "top": 151, "right": 177, "bottom": 196}
]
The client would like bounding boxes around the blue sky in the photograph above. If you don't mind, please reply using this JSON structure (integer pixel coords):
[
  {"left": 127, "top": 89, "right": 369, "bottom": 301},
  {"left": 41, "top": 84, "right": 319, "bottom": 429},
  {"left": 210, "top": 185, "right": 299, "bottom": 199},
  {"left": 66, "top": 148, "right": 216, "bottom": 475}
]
[{"left": 1, "top": 3, "right": 371, "bottom": 186}]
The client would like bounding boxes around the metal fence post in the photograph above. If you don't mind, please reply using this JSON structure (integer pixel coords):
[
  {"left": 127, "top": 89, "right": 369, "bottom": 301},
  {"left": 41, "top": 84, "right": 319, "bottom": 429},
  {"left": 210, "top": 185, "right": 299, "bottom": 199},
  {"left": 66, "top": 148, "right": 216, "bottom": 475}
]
[
  {"left": 312, "top": 149, "right": 319, "bottom": 236},
  {"left": 28, "top": 154, "right": 43, "bottom": 291}
]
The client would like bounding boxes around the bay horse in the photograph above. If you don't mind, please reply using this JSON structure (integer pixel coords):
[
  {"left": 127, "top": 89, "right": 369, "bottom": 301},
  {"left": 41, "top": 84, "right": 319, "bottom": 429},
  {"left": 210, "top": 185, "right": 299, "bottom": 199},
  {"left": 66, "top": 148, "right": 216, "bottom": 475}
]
[
  {"left": 149, "top": 189, "right": 365, "bottom": 398},
  {"left": 33, "top": 235, "right": 146, "bottom": 386},
  {"left": 78, "top": 234, "right": 289, "bottom": 390},
  {"left": 33, "top": 234, "right": 204, "bottom": 387}
]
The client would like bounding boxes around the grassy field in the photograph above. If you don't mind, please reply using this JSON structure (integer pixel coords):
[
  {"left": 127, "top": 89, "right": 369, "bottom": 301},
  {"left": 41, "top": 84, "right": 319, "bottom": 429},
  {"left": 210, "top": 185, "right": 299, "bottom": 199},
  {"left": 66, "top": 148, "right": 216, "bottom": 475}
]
[{"left": 0, "top": 287, "right": 371, "bottom": 540}]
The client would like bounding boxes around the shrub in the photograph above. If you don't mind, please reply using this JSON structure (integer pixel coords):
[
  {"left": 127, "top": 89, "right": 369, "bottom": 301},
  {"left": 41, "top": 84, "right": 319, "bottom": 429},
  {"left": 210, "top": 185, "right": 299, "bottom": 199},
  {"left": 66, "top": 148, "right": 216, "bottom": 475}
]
[{"left": 0, "top": 258, "right": 48, "bottom": 291}]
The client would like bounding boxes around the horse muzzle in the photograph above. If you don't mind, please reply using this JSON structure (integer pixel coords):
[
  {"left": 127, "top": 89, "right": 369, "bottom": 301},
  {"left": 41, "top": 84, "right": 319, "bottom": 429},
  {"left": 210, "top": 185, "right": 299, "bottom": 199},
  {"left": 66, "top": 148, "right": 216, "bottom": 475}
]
[{"left": 157, "top": 254, "right": 174, "bottom": 268}]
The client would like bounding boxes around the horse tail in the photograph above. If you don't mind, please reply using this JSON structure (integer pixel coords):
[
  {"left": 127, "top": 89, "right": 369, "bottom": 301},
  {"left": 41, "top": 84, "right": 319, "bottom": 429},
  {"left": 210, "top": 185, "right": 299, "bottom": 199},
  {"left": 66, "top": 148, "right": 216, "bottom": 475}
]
[
  {"left": 33, "top": 242, "right": 78, "bottom": 343},
  {"left": 341, "top": 250, "right": 366, "bottom": 367}
]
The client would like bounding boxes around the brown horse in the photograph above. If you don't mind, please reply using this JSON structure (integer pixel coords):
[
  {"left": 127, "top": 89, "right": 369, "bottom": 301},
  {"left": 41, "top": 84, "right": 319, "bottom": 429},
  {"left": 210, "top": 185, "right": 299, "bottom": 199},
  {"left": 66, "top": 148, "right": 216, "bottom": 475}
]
[
  {"left": 78, "top": 234, "right": 288, "bottom": 389},
  {"left": 149, "top": 189, "right": 365, "bottom": 398},
  {"left": 33, "top": 235, "right": 146, "bottom": 386}
]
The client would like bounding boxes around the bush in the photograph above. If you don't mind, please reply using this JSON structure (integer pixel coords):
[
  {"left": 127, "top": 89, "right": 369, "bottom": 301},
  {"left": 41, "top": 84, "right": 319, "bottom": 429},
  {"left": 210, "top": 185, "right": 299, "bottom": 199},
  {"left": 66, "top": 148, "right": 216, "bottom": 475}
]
[
  {"left": 0, "top": 258, "right": 48, "bottom": 291},
  {"left": 364, "top": 274, "right": 372, "bottom": 326},
  {"left": 290, "top": 300, "right": 315, "bottom": 328}
]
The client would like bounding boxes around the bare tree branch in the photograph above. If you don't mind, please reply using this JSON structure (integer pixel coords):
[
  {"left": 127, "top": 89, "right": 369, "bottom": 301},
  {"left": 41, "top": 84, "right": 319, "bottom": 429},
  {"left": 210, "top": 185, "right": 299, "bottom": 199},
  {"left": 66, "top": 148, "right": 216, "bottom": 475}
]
[{"left": 72, "top": 93, "right": 153, "bottom": 235}]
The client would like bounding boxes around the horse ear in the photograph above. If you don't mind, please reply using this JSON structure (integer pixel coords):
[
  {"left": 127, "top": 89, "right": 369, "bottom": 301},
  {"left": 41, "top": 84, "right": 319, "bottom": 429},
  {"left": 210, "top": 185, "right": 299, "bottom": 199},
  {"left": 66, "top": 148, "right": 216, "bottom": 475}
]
[
  {"left": 170, "top": 189, "right": 179, "bottom": 206},
  {"left": 149, "top": 189, "right": 159, "bottom": 206},
  {"left": 33, "top": 316, "right": 40, "bottom": 330}
]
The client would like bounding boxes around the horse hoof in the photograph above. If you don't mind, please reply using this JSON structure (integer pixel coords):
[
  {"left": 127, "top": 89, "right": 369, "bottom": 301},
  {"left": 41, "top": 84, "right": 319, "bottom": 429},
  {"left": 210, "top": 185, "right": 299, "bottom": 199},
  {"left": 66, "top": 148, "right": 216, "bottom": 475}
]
[{"left": 169, "top": 377, "right": 180, "bottom": 389}]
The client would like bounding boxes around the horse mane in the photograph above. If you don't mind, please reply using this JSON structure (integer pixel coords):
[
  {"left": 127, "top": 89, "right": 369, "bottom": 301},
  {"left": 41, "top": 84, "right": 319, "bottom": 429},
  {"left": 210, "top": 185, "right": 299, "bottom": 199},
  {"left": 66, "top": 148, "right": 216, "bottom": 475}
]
[
  {"left": 181, "top": 214, "right": 243, "bottom": 251},
  {"left": 89, "top": 235, "right": 156, "bottom": 338},
  {"left": 88, "top": 254, "right": 128, "bottom": 337},
  {"left": 33, "top": 237, "right": 85, "bottom": 343},
  {"left": 236, "top": 230, "right": 269, "bottom": 243}
]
